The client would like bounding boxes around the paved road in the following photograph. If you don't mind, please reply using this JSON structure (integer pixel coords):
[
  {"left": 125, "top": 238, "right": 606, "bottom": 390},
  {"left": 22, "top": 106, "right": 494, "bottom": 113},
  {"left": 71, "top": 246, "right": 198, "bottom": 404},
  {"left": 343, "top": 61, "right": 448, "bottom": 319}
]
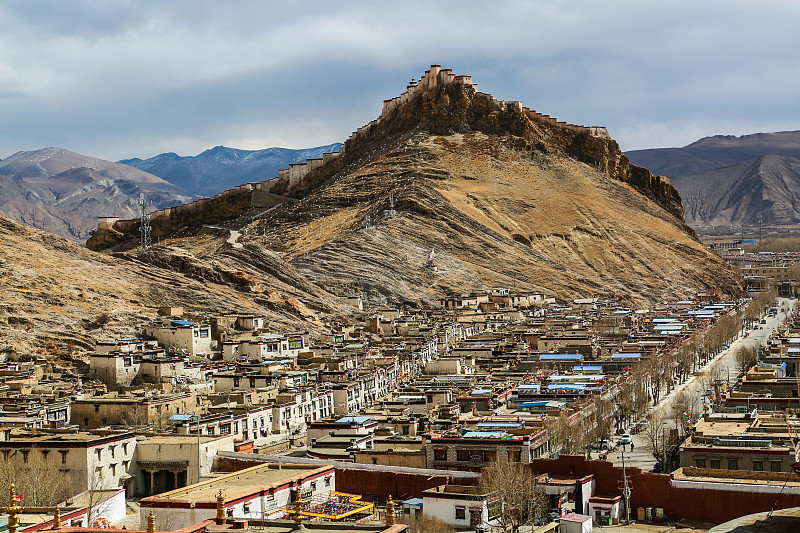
[
  {"left": 203, "top": 225, "right": 244, "bottom": 249},
  {"left": 606, "top": 297, "right": 795, "bottom": 472}
]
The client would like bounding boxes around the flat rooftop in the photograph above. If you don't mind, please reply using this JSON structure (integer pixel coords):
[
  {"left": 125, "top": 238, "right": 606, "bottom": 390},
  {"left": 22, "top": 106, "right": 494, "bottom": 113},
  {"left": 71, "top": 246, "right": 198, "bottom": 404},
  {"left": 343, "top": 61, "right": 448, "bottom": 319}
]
[
  {"left": 141, "top": 463, "right": 330, "bottom": 505},
  {"left": 673, "top": 467, "right": 800, "bottom": 489}
]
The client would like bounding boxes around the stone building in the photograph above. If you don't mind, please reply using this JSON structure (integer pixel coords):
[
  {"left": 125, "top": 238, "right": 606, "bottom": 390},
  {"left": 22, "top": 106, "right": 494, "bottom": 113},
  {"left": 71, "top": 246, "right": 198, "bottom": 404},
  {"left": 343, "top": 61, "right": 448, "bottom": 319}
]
[{"left": 0, "top": 429, "right": 136, "bottom": 494}]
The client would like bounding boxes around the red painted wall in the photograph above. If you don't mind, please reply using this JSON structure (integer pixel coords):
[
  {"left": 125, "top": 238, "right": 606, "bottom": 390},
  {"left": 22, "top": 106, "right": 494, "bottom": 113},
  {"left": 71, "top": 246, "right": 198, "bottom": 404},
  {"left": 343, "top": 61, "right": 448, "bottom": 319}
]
[{"left": 529, "top": 455, "right": 800, "bottom": 524}]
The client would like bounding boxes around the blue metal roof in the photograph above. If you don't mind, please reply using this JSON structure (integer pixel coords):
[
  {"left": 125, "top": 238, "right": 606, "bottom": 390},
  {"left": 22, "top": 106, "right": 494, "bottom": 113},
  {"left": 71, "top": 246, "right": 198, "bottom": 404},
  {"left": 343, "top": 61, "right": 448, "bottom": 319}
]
[
  {"left": 168, "top": 413, "right": 197, "bottom": 421},
  {"left": 470, "top": 388, "right": 493, "bottom": 396},
  {"left": 462, "top": 431, "right": 509, "bottom": 439},
  {"left": 574, "top": 365, "right": 603, "bottom": 371},
  {"left": 546, "top": 384, "right": 585, "bottom": 391},
  {"left": 612, "top": 353, "right": 641, "bottom": 359},
  {"left": 335, "top": 416, "right": 371, "bottom": 424},
  {"left": 518, "top": 401, "right": 550, "bottom": 407},
  {"left": 477, "top": 422, "right": 524, "bottom": 428},
  {"left": 539, "top": 353, "right": 582, "bottom": 360},
  {"left": 517, "top": 384, "right": 541, "bottom": 391},
  {"left": 402, "top": 498, "right": 423, "bottom": 507},
  {"left": 170, "top": 319, "right": 193, "bottom": 327}
]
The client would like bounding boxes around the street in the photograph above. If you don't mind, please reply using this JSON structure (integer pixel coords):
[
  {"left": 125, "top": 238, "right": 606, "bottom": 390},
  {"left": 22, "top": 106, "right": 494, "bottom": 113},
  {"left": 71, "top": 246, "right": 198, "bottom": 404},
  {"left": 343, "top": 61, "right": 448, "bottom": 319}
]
[{"left": 606, "top": 297, "right": 795, "bottom": 472}]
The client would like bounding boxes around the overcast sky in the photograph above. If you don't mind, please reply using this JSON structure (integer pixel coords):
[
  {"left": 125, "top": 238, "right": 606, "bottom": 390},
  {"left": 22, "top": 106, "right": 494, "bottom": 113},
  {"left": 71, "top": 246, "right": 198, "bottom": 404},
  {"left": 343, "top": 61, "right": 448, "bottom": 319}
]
[{"left": 1, "top": 0, "right": 799, "bottom": 161}]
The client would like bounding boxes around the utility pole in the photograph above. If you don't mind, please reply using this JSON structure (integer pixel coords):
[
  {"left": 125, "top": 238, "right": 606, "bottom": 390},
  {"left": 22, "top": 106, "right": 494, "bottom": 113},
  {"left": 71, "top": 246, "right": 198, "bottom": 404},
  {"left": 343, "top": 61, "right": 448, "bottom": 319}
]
[
  {"left": 621, "top": 447, "right": 631, "bottom": 524},
  {"left": 759, "top": 216, "right": 763, "bottom": 249},
  {"left": 139, "top": 197, "right": 152, "bottom": 250}
]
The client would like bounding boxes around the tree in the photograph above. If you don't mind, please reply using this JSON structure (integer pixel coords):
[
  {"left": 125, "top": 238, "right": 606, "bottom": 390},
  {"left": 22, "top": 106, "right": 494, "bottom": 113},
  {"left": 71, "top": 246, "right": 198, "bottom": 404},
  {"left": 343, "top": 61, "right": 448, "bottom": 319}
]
[
  {"left": 478, "top": 454, "right": 548, "bottom": 533},
  {"left": 0, "top": 449, "right": 72, "bottom": 506},
  {"left": 734, "top": 345, "right": 758, "bottom": 374},
  {"left": 640, "top": 410, "right": 666, "bottom": 462}
]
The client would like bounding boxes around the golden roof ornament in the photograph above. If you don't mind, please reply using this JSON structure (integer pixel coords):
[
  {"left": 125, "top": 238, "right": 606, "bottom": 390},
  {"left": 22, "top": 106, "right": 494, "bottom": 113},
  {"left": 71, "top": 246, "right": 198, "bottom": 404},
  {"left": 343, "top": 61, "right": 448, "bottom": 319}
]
[
  {"left": 147, "top": 510, "right": 156, "bottom": 533},
  {"left": 3, "top": 484, "right": 22, "bottom": 533},
  {"left": 215, "top": 490, "right": 225, "bottom": 524},
  {"left": 385, "top": 495, "right": 396, "bottom": 526}
]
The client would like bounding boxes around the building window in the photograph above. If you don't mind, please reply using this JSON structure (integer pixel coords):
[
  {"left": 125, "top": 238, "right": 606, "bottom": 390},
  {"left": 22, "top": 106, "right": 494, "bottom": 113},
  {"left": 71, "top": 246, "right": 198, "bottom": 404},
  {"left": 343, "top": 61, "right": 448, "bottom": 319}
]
[
  {"left": 60, "top": 451, "right": 68, "bottom": 465},
  {"left": 695, "top": 458, "right": 706, "bottom": 468},
  {"left": 457, "top": 450, "right": 471, "bottom": 462},
  {"left": 402, "top": 425, "right": 410, "bottom": 435},
  {"left": 94, "top": 405, "right": 100, "bottom": 413},
  {"left": 455, "top": 507, "right": 466, "bottom": 520},
  {"left": 110, "top": 446, "right": 116, "bottom": 458},
  {"left": 728, "top": 459, "right": 738, "bottom": 470},
  {"left": 325, "top": 476, "right": 331, "bottom": 487},
  {"left": 434, "top": 449, "right": 447, "bottom": 461},
  {"left": 710, "top": 459, "right": 721, "bottom": 469},
  {"left": 96, "top": 449, "right": 102, "bottom": 460},
  {"left": 753, "top": 460, "right": 764, "bottom": 471},
  {"left": 771, "top": 461, "right": 782, "bottom": 472},
  {"left": 123, "top": 443, "right": 128, "bottom": 455},
  {"left": 21, "top": 451, "right": 29, "bottom": 463},
  {"left": 110, "top": 464, "right": 116, "bottom": 476}
]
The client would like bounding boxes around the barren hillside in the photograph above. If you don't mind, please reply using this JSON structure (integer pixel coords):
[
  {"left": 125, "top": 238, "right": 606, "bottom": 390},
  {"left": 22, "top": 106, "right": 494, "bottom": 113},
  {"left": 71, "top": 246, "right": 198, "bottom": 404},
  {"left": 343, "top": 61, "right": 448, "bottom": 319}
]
[
  {"left": 88, "top": 66, "right": 742, "bottom": 307},
  {"left": 0, "top": 214, "right": 346, "bottom": 356}
]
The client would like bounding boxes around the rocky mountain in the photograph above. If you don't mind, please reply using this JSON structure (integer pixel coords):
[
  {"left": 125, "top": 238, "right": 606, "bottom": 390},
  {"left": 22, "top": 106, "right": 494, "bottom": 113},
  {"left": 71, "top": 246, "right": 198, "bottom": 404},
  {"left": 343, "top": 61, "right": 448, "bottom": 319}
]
[
  {"left": 120, "top": 143, "right": 342, "bottom": 196},
  {"left": 0, "top": 148, "right": 194, "bottom": 242},
  {"left": 0, "top": 213, "right": 346, "bottom": 357},
  {"left": 625, "top": 131, "right": 800, "bottom": 228},
  {"left": 671, "top": 155, "right": 800, "bottom": 228},
  {"left": 88, "top": 65, "right": 741, "bottom": 306},
  {"left": 625, "top": 131, "right": 800, "bottom": 179}
]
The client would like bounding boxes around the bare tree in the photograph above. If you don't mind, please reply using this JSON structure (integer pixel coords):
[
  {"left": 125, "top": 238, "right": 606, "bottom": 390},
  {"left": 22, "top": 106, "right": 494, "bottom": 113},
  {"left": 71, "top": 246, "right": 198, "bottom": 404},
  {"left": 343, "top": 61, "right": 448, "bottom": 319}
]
[
  {"left": 734, "top": 345, "right": 758, "bottom": 374},
  {"left": 640, "top": 410, "right": 666, "bottom": 462},
  {"left": 0, "top": 449, "right": 72, "bottom": 506},
  {"left": 479, "top": 454, "right": 548, "bottom": 533}
]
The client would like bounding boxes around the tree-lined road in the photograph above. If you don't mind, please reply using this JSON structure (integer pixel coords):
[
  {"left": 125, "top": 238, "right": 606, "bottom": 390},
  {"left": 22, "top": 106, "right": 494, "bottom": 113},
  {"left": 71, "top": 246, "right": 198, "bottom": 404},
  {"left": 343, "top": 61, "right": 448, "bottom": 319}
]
[{"left": 607, "top": 298, "right": 794, "bottom": 472}]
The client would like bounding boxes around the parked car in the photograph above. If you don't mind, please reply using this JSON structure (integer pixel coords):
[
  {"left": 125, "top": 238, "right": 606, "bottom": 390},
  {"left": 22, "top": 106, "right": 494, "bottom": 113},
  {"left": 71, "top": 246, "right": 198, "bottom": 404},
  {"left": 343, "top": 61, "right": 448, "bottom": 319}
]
[{"left": 619, "top": 433, "right": 632, "bottom": 445}]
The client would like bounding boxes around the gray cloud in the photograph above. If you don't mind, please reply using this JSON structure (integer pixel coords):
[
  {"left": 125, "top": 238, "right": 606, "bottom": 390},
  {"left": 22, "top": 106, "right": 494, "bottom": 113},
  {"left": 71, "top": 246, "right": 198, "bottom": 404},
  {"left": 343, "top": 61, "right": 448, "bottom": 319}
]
[{"left": 0, "top": 0, "right": 798, "bottom": 161}]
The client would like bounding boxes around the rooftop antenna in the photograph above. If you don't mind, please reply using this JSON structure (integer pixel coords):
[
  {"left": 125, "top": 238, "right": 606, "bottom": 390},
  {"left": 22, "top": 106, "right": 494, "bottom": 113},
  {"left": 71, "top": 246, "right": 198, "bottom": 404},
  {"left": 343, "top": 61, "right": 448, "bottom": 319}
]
[{"left": 139, "top": 197, "right": 152, "bottom": 250}]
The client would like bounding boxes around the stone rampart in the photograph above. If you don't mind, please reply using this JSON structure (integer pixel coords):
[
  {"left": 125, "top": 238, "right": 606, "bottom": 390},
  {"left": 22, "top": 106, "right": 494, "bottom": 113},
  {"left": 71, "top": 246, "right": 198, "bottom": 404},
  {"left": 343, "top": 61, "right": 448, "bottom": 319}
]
[{"left": 89, "top": 64, "right": 611, "bottom": 248}]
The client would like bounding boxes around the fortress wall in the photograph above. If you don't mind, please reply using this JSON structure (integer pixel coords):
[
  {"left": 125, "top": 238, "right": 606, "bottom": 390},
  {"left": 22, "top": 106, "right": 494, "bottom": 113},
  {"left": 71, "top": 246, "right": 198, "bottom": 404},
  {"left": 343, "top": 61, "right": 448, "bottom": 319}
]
[{"left": 96, "top": 65, "right": 608, "bottom": 242}]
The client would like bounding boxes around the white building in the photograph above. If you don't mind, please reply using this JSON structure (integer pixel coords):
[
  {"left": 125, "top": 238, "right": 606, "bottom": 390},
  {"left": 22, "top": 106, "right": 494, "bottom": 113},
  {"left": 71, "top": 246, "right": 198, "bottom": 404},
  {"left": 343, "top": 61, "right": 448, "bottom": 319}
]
[
  {"left": 143, "top": 320, "right": 212, "bottom": 355},
  {"left": 421, "top": 484, "right": 501, "bottom": 530},
  {"left": 139, "top": 463, "right": 335, "bottom": 530},
  {"left": 0, "top": 430, "right": 136, "bottom": 495}
]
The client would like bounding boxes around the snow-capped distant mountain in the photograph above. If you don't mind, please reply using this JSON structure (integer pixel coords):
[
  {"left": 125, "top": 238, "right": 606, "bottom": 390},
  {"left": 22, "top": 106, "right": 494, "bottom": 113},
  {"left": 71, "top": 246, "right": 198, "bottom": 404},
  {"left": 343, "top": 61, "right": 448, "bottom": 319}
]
[{"left": 120, "top": 143, "right": 342, "bottom": 196}]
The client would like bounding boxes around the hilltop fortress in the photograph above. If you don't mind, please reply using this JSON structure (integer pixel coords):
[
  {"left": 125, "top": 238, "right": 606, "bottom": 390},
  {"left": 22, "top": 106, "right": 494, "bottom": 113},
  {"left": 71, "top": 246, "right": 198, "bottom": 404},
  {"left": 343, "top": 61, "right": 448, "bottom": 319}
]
[{"left": 87, "top": 65, "right": 667, "bottom": 251}]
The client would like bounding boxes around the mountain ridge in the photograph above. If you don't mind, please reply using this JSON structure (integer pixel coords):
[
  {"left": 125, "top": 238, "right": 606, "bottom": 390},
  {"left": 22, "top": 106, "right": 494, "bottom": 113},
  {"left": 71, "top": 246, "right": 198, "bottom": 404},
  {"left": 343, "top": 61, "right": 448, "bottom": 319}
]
[
  {"left": 119, "top": 143, "right": 342, "bottom": 196},
  {"left": 0, "top": 148, "right": 194, "bottom": 242},
  {"left": 88, "top": 65, "right": 741, "bottom": 306},
  {"left": 625, "top": 130, "right": 800, "bottom": 179},
  {"left": 671, "top": 154, "right": 800, "bottom": 228}
]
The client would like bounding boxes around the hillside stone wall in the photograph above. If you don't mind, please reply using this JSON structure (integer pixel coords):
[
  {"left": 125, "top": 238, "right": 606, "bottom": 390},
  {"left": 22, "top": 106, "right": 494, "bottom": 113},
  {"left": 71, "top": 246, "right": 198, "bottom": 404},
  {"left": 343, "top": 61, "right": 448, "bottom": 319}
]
[{"left": 87, "top": 65, "right": 616, "bottom": 251}]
